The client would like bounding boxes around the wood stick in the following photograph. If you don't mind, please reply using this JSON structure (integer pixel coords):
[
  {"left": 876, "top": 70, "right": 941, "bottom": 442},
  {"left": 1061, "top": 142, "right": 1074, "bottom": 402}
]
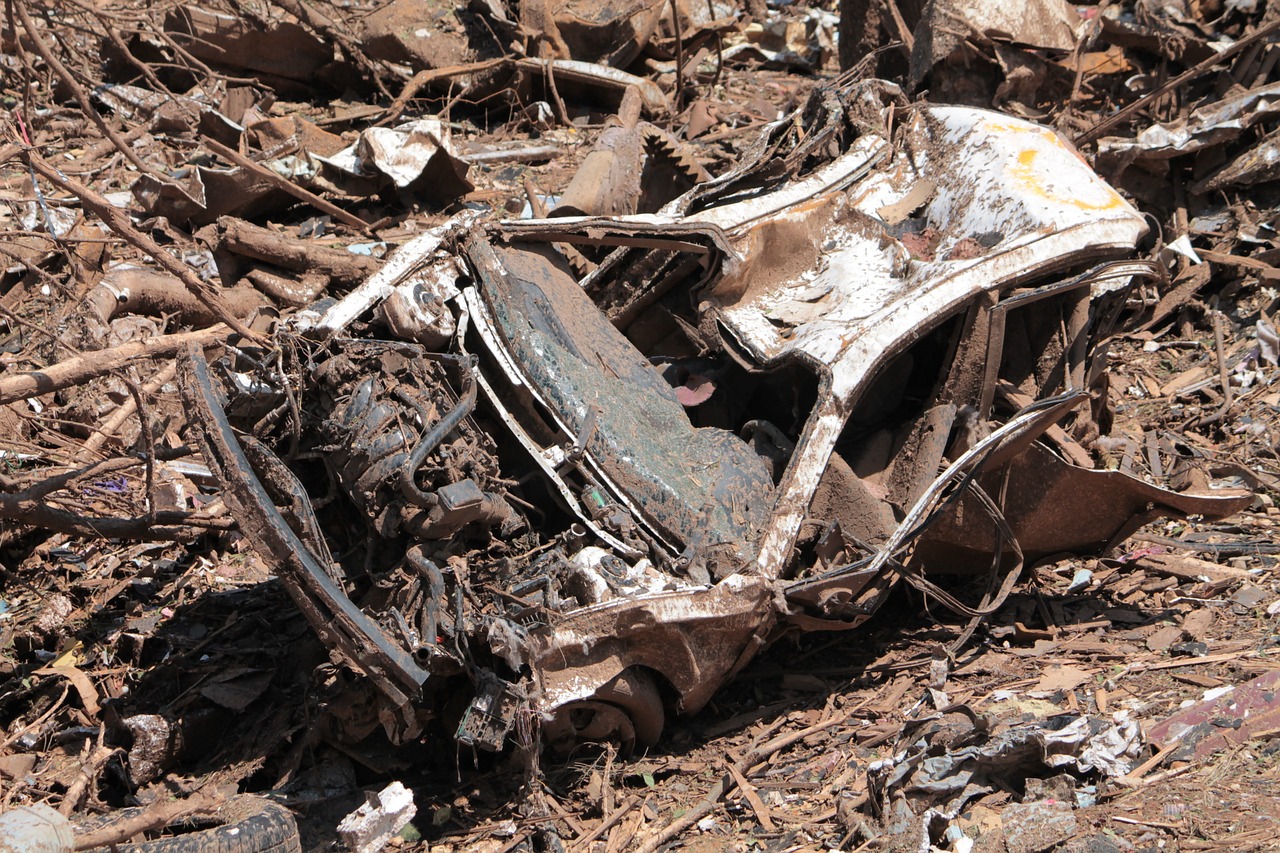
[
  {"left": 635, "top": 712, "right": 852, "bottom": 853},
  {"left": 73, "top": 793, "right": 220, "bottom": 850},
  {"left": 883, "top": 0, "right": 915, "bottom": 51},
  {"left": 726, "top": 763, "right": 776, "bottom": 831},
  {"left": 59, "top": 743, "right": 117, "bottom": 817},
  {"left": 568, "top": 796, "right": 641, "bottom": 852},
  {"left": 1198, "top": 248, "right": 1280, "bottom": 282},
  {"left": 0, "top": 326, "right": 227, "bottom": 404},
  {"left": 22, "top": 151, "right": 260, "bottom": 341},
  {"left": 216, "top": 216, "right": 378, "bottom": 284},
  {"left": 0, "top": 492, "right": 233, "bottom": 540},
  {"left": 382, "top": 58, "right": 509, "bottom": 125},
  {"left": 1114, "top": 739, "right": 1182, "bottom": 786},
  {"left": 74, "top": 361, "right": 176, "bottom": 466}
]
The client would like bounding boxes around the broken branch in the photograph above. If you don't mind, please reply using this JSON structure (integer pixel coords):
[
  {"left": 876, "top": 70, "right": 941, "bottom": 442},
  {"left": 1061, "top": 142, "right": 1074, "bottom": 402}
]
[
  {"left": 72, "top": 793, "right": 220, "bottom": 850},
  {"left": 382, "top": 58, "right": 509, "bottom": 126},
  {"left": 20, "top": 150, "right": 262, "bottom": 341},
  {"left": 11, "top": 0, "right": 161, "bottom": 178},
  {"left": 0, "top": 325, "right": 228, "bottom": 405},
  {"left": 214, "top": 216, "right": 378, "bottom": 285}
]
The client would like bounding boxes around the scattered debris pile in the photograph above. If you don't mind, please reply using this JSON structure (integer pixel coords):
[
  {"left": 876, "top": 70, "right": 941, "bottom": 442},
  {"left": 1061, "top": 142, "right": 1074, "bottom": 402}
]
[{"left": 2, "top": 0, "right": 1280, "bottom": 851}]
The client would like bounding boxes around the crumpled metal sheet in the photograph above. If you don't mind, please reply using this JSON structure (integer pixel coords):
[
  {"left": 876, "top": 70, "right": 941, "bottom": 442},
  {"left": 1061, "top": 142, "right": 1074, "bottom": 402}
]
[
  {"left": 1097, "top": 80, "right": 1280, "bottom": 162},
  {"left": 361, "top": 0, "right": 482, "bottom": 71},
  {"left": 1192, "top": 127, "right": 1280, "bottom": 193},
  {"left": 132, "top": 165, "right": 297, "bottom": 227},
  {"left": 682, "top": 104, "right": 1150, "bottom": 575},
  {"left": 93, "top": 83, "right": 240, "bottom": 142},
  {"left": 869, "top": 707, "right": 1140, "bottom": 846},
  {"left": 133, "top": 118, "right": 474, "bottom": 224},
  {"left": 695, "top": 107, "right": 1142, "bottom": 386},
  {"left": 528, "top": 572, "right": 776, "bottom": 714},
  {"left": 163, "top": 6, "right": 333, "bottom": 91},
  {"left": 521, "top": 0, "right": 667, "bottom": 68},
  {"left": 315, "top": 119, "right": 473, "bottom": 199},
  {"left": 472, "top": 86, "right": 1248, "bottom": 590},
  {"left": 914, "top": 442, "right": 1253, "bottom": 571}
]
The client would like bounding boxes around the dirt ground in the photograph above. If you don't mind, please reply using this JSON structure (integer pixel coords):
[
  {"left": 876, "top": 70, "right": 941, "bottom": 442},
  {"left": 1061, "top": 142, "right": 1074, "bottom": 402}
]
[{"left": 3, "top": 1, "right": 1280, "bottom": 851}]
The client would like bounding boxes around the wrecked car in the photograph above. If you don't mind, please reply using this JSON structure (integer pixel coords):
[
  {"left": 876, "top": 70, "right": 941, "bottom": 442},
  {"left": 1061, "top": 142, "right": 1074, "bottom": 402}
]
[{"left": 178, "top": 81, "right": 1248, "bottom": 754}]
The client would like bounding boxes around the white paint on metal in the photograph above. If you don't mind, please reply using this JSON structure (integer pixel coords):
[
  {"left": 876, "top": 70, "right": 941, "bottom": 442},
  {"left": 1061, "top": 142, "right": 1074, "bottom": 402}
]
[{"left": 314, "top": 210, "right": 478, "bottom": 337}]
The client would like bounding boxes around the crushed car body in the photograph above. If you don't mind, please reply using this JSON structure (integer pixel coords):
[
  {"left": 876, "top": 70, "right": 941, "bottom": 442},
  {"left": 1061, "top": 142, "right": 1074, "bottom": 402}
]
[{"left": 179, "top": 80, "right": 1249, "bottom": 752}]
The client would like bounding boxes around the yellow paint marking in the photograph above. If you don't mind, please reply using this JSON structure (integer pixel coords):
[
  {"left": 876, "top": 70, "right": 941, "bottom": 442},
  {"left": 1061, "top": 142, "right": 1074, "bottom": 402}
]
[{"left": 1009, "top": 147, "right": 1126, "bottom": 212}]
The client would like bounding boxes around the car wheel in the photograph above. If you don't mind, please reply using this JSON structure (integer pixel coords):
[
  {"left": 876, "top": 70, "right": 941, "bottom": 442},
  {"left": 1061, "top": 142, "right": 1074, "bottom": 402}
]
[{"left": 546, "top": 667, "right": 665, "bottom": 752}]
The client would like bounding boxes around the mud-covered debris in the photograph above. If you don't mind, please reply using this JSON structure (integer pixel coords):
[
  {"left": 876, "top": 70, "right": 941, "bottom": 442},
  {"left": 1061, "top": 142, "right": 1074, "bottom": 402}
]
[
  {"left": 88, "top": 266, "right": 268, "bottom": 330},
  {"left": 1097, "top": 81, "right": 1280, "bottom": 164},
  {"left": 92, "top": 83, "right": 240, "bottom": 142},
  {"left": 360, "top": 0, "right": 496, "bottom": 74},
  {"left": 4, "top": 0, "right": 1280, "bottom": 847},
  {"left": 515, "top": 57, "right": 671, "bottom": 114},
  {"left": 202, "top": 217, "right": 375, "bottom": 308},
  {"left": 134, "top": 116, "right": 472, "bottom": 225},
  {"left": 163, "top": 5, "right": 335, "bottom": 92},
  {"left": 724, "top": 8, "right": 837, "bottom": 70},
  {"left": 551, "top": 94, "right": 708, "bottom": 216},
  {"left": 1193, "top": 127, "right": 1280, "bottom": 192},
  {"left": 171, "top": 79, "right": 1251, "bottom": 763},
  {"left": 519, "top": 0, "right": 666, "bottom": 67},
  {"left": 1003, "top": 798, "right": 1079, "bottom": 853},
  {"left": 908, "top": 0, "right": 1081, "bottom": 90},
  {"left": 132, "top": 162, "right": 295, "bottom": 227}
]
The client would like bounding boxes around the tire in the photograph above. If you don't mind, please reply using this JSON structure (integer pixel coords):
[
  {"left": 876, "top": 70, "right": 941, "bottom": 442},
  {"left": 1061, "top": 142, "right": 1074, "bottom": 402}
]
[
  {"left": 594, "top": 668, "right": 664, "bottom": 747},
  {"left": 545, "top": 667, "right": 666, "bottom": 753},
  {"left": 73, "top": 795, "right": 301, "bottom": 853}
]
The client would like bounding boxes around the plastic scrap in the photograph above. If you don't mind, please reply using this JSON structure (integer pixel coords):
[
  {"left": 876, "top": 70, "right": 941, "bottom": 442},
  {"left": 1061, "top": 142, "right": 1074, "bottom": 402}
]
[
  {"left": 0, "top": 803, "right": 73, "bottom": 853},
  {"left": 337, "top": 781, "right": 418, "bottom": 853}
]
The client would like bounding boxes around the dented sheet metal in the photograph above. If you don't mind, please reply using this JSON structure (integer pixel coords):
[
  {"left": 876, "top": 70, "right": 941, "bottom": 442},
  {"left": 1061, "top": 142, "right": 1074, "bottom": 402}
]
[
  {"left": 914, "top": 442, "right": 1254, "bottom": 570},
  {"left": 684, "top": 106, "right": 1149, "bottom": 575},
  {"left": 188, "top": 80, "right": 1250, "bottom": 755},
  {"left": 699, "top": 108, "right": 1143, "bottom": 381},
  {"left": 869, "top": 706, "right": 1141, "bottom": 850},
  {"left": 1097, "top": 80, "right": 1280, "bottom": 162}
]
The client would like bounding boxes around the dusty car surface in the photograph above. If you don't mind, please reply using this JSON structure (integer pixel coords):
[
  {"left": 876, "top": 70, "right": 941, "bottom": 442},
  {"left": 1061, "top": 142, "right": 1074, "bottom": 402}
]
[{"left": 179, "top": 80, "right": 1248, "bottom": 753}]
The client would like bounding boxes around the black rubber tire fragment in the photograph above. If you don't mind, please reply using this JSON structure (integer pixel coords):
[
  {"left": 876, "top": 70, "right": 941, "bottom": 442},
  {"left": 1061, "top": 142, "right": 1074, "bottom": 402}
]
[{"left": 73, "top": 795, "right": 301, "bottom": 853}]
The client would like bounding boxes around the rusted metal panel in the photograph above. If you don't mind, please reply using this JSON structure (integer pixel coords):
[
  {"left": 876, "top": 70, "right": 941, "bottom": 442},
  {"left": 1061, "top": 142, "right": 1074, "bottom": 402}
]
[{"left": 1146, "top": 671, "right": 1280, "bottom": 762}]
